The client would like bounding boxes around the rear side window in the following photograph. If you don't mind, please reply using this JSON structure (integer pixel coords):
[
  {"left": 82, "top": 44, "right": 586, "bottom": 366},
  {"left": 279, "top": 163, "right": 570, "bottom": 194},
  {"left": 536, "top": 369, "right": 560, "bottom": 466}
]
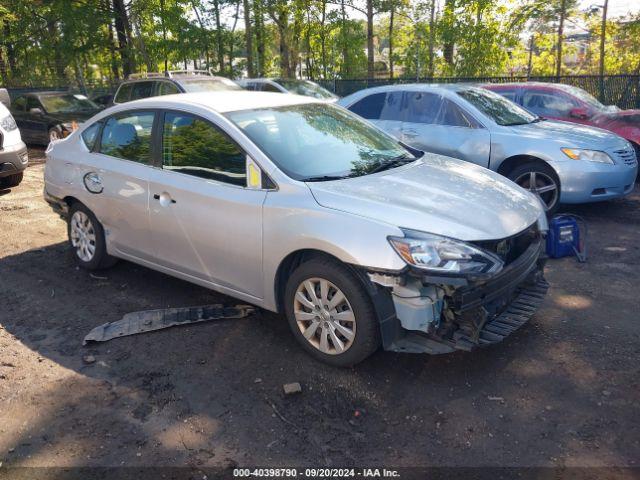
[
  {"left": 349, "top": 93, "right": 386, "bottom": 120},
  {"left": 81, "top": 122, "right": 101, "bottom": 150},
  {"left": 114, "top": 84, "right": 133, "bottom": 103},
  {"left": 157, "top": 81, "right": 180, "bottom": 96},
  {"left": 262, "top": 83, "right": 281, "bottom": 93},
  {"left": 130, "top": 82, "right": 154, "bottom": 101},
  {"left": 99, "top": 111, "right": 155, "bottom": 164},
  {"left": 162, "top": 112, "right": 246, "bottom": 186}
]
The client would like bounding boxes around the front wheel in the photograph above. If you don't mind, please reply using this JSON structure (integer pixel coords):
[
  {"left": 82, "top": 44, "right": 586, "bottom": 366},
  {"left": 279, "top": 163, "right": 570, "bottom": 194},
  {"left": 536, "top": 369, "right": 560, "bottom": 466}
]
[
  {"left": 508, "top": 162, "right": 560, "bottom": 216},
  {"left": 283, "top": 257, "right": 380, "bottom": 367},
  {"left": 67, "top": 203, "right": 117, "bottom": 270}
]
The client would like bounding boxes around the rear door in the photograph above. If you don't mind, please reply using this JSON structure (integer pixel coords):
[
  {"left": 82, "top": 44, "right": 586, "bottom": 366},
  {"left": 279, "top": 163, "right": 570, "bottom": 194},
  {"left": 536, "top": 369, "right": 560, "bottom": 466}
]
[
  {"left": 87, "top": 110, "right": 156, "bottom": 261},
  {"left": 347, "top": 91, "right": 404, "bottom": 139},
  {"left": 146, "top": 110, "right": 266, "bottom": 298},
  {"left": 400, "top": 91, "right": 491, "bottom": 167}
]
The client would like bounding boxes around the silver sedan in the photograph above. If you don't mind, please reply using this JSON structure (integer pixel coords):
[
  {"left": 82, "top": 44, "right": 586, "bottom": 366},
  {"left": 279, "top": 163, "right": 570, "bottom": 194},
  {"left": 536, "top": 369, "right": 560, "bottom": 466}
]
[
  {"left": 339, "top": 84, "right": 638, "bottom": 214},
  {"left": 44, "top": 91, "right": 547, "bottom": 366}
]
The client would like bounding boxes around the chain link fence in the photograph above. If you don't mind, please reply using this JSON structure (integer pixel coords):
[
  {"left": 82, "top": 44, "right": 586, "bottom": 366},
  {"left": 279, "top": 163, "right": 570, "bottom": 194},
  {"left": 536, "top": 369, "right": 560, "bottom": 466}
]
[{"left": 3, "top": 74, "right": 640, "bottom": 109}]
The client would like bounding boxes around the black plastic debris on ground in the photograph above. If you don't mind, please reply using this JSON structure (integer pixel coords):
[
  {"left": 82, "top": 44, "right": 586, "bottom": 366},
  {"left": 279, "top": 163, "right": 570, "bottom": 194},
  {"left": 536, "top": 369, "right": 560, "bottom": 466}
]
[{"left": 83, "top": 304, "right": 255, "bottom": 344}]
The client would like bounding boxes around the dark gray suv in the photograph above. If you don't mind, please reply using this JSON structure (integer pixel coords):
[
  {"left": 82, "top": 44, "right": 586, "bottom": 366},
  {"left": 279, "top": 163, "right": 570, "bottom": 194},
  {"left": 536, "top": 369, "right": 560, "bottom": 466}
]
[{"left": 112, "top": 70, "right": 242, "bottom": 105}]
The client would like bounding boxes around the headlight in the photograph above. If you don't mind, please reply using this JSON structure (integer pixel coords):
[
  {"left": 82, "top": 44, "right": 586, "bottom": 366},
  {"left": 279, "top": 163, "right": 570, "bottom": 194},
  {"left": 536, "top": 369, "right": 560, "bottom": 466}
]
[
  {"left": 561, "top": 148, "right": 613, "bottom": 164},
  {"left": 0, "top": 114, "right": 17, "bottom": 131},
  {"left": 388, "top": 229, "right": 504, "bottom": 276}
]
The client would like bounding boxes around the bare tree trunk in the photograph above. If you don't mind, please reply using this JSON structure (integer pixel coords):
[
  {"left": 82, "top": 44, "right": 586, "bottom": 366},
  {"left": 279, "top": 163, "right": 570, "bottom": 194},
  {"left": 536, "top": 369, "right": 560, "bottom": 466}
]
[
  {"left": 556, "top": 0, "right": 567, "bottom": 79},
  {"left": 3, "top": 23, "right": 17, "bottom": 79},
  {"left": 599, "top": 0, "right": 608, "bottom": 101},
  {"left": 212, "top": 0, "right": 225, "bottom": 73},
  {"left": 320, "top": 1, "right": 327, "bottom": 79},
  {"left": 366, "top": 0, "right": 374, "bottom": 79},
  {"left": 228, "top": 0, "right": 240, "bottom": 74},
  {"left": 243, "top": 0, "right": 255, "bottom": 77},
  {"left": 527, "top": 35, "right": 534, "bottom": 79},
  {"left": 254, "top": 0, "right": 265, "bottom": 76},
  {"left": 442, "top": 0, "right": 455, "bottom": 66},
  {"left": 191, "top": 1, "right": 211, "bottom": 69},
  {"left": 428, "top": 0, "right": 436, "bottom": 76},
  {"left": 341, "top": 0, "right": 349, "bottom": 78},
  {"left": 388, "top": 7, "right": 394, "bottom": 79},
  {"left": 113, "top": 0, "right": 135, "bottom": 76}
]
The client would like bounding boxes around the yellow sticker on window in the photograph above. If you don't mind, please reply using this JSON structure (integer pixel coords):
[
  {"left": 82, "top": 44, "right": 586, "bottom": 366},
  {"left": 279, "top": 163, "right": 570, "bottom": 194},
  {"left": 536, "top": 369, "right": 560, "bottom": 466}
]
[{"left": 248, "top": 162, "right": 261, "bottom": 188}]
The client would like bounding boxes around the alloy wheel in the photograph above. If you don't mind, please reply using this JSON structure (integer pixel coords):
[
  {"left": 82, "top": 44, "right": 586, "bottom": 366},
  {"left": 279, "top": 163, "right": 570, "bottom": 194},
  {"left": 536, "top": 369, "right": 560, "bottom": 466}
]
[
  {"left": 70, "top": 211, "right": 97, "bottom": 262},
  {"left": 514, "top": 171, "right": 558, "bottom": 211},
  {"left": 293, "top": 277, "right": 356, "bottom": 355}
]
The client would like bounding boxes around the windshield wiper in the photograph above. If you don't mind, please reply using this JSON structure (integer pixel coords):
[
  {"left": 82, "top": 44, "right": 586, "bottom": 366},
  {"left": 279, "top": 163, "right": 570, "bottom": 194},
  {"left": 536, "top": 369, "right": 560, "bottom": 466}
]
[
  {"left": 369, "top": 155, "right": 416, "bottom": 174},
  {"left": 530, "top": 116, "right": 546, "bottom": 123},
  {"left": 302, "top": 175, "right": 351, "bottom": 182}
]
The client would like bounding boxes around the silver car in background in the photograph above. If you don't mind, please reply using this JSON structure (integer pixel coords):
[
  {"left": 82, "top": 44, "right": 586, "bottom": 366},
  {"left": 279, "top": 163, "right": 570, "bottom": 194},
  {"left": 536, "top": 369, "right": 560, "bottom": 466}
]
[
  {"left": 237, "top": 78, "right": 338, "bottom": 102},
  {"left": 44, "top": 91, "right": 548, "bottom": 366},
  {"left": 339, "top": 84, "right": 638, "bottom": 214}
]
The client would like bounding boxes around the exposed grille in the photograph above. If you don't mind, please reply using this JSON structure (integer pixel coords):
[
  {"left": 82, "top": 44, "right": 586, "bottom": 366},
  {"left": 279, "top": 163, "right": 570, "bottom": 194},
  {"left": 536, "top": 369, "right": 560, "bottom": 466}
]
[
  {"left": 612, "top": 147, "right": 637, "bottom": 166},
  {"left": 473, "top": 223, "right": 540, "bottom": 266}
]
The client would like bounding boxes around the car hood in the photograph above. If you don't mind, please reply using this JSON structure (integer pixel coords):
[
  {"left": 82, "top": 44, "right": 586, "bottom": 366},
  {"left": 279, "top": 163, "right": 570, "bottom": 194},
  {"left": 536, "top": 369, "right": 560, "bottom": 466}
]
[
  {"left": 508, "top": 119, "right": 628, "bottom": 149},
  {"left": 48, "top": 110, "right": 100, "bottom": 124},
  {"left": 307, "top": 155, "right": 542, "bottom": 242}
]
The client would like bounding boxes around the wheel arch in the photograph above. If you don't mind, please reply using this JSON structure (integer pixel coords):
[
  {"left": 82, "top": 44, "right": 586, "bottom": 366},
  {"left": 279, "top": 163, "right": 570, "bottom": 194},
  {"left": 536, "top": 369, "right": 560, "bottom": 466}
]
[{"left": 497, "top": 154, "right": 551, "bottom": 177}]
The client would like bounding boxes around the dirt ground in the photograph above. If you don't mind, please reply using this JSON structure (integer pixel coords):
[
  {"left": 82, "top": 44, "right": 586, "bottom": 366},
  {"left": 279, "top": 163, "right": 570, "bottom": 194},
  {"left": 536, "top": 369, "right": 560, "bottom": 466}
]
[{"left": 0, "top": 150, "right": 639, "bottom": 477}]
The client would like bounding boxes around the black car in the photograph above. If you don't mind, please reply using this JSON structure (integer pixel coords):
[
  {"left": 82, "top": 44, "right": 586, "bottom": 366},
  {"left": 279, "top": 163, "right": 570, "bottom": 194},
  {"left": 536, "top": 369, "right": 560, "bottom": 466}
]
[
  {"left": 11, "top": 92, "right": 102, "bottom": 145},
  {"left": 91, "top": 93, "right": 114, "bottom": 108}
]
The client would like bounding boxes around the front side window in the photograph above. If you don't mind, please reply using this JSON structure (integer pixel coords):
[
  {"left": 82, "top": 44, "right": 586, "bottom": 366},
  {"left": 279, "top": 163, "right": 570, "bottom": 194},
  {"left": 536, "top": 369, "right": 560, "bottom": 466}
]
[
  {"left": 457, "top": 87, "right": 537, "bottom": 126},
  {"left": 162, "top": 112, "right": 246, "bottom": 186},
  {"left": 99, "top": 111, "right": 154, "bottom": 163},
  {"left": 522, "top": 90, "right": 575, "bottom": 117},
  {"left": 226, "top": 103, "right": 415, "bottom": 181},
  {"left": 404, "top": 91, "right": 443, "bottom": 124},
  {"left": 27, "top": 97, "right": 42, "bottom": 112},
  {"left": 157, "top": 81, "right": 180, "bottom": 96},
  {"left": 39, "top": 94, "right": 97, "bottom": 113},
  {"left": 179, "top": 78, "right": 242, "bottom": 93},
  {"left": 12, "top": 97, "right": 27, "bottom": 112},
  {"left": 130, "top": 82, "right": 154, "bottom": 101}
]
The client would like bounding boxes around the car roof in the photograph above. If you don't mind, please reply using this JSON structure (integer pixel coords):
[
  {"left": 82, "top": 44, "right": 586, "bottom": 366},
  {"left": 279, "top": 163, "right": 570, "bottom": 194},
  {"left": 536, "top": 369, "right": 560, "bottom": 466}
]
[
  {"left": 483, "top": 82, "right": 582, "bottom": 93},
  {"left": 111, "top": 91, "right": 321, "bottom": 113},
  {"left": 24, "top": 91, "right": 71, "bottom": 97}
]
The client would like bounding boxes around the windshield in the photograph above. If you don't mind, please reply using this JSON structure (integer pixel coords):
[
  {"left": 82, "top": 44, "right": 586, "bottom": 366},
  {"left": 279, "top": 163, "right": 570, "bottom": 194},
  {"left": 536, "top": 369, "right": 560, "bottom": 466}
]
[
  {"left": 276, "top": 79, "right": 337, "bottom": 100},
  {"left": 180, "top": 78, "right": 242, "bottom": 92},
  {"left": 562, "top": 85, "right": 613, "bottom": 111},
  {"left": 458, "top": 88, "right": 537, "bottom": 126},
  {"left": 226, "top": 103, "right": 416, "bottom": 181},
  {"left": 39, "top": 94, "right": 99, "bottom": 114}
]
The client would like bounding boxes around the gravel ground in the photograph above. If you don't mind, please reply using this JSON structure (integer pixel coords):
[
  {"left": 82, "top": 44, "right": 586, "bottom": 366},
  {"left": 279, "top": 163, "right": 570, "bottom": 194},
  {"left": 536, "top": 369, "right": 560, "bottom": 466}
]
[{"left": 0, "top": 150, "right": 638, "bottom": 477}]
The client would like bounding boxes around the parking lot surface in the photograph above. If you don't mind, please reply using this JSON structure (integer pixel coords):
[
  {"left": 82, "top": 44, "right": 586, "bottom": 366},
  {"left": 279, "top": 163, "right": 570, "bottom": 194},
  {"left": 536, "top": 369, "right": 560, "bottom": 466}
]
[{"left": 1, "top": 152, "right": 638, "bottom": 473}]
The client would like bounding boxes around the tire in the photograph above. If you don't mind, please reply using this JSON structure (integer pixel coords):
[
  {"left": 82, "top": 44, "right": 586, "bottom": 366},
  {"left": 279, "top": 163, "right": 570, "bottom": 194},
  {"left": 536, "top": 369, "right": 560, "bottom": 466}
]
[
  {"left": 67, "top": 202, "right": 117, "bottom": 270},
  {"left": 0, "top": 172, "right": 23, "bottom": 189},
  {"left": 507, "top": 161, "right": 560, "bottom": 216},
  {"left": 48, "top": 126, "right": 63, "bottom": 144},
  {"left": 283, "top": 257, "right": 380, "bottom": 367}
]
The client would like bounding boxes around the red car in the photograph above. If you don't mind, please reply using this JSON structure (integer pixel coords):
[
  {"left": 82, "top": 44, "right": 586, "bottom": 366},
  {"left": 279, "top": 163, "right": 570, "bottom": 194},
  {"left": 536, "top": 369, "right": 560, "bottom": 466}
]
[{"left": 484, "top": 82, "right": 640, "bottom": 158}]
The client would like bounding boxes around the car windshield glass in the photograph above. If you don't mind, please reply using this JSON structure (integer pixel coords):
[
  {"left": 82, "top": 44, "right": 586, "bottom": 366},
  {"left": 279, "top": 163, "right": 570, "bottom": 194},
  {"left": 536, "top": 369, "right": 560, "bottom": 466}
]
[
  {"left": 458, "top": 88, "right": 537, "bottom": 125},
  {"left": 275, "top": 79, "right": 337, "bottom": 100},
  {"left": 225, "top": 103, "right": 416, "bottom": 181},
  {"left": 180, "top": 78, "right": 242, "bottom": 92},
  {"left": 39, "top": 94, "right": 99, "bottom": 113}
]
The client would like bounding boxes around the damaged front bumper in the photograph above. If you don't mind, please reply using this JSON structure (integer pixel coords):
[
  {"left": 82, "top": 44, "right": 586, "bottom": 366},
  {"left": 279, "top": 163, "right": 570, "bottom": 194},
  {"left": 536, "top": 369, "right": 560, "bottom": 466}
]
[{"left": 369, "top": 237, "right": 548, "bottom": 354}]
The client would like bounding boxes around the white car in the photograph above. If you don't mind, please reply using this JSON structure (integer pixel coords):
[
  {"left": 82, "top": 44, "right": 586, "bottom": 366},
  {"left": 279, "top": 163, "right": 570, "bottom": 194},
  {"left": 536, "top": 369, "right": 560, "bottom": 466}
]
[
  {"left": 0, "top": 93, "right": 28, "bottom": 189},
  {"left": 44, "top": 91, "right": 548, "bottom": 366}
]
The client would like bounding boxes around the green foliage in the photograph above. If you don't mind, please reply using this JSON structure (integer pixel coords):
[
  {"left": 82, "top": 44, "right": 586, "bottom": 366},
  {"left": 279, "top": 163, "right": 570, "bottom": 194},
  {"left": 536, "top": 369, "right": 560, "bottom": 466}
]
[{"left": 0, "top": 0, "right": 637, "bottom": 87}]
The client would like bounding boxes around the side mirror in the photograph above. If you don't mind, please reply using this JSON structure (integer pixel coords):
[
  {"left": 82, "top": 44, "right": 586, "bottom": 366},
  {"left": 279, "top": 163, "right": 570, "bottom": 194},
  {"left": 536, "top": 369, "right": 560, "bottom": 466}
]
[
  {"left": 569, "top": 107, "right": 589, "bottom": 120},
  {"left": 29, "top": 107, "right": 44, "bottom": 115}
]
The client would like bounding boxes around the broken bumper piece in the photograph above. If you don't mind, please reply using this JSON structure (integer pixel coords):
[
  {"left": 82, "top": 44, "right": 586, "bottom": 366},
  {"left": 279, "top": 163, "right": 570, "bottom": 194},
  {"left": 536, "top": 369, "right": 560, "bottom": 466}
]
[
  {"left": 373, "top": 239, "right": 548, "bottom": 354},
  {"left": 83, "top": 304, "right": 254, "bottom": 344}
]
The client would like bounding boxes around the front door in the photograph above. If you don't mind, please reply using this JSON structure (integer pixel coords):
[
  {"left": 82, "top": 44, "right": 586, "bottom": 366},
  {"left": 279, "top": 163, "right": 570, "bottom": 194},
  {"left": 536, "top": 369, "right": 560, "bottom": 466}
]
[
  {"left": 400, "top": 91, "right": 491, "bottom": 168},
  {"left": 147, "top": 110, "right": 266, "bottom": 299}
]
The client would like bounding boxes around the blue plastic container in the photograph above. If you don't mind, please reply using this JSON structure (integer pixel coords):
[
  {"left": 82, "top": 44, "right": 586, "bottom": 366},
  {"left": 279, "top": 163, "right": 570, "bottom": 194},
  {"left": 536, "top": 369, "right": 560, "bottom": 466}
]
[{"left": 546, "top": 215, "right": 581, "bottom": 259}]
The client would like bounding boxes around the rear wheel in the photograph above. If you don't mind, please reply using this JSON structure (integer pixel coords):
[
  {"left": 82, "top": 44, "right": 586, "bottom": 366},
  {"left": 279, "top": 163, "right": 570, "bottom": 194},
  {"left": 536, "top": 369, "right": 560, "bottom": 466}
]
[
  {"left": 0, "top": 172, "right": 23, "bottom": 189},
  {"left": 283, "top": 257, "right": 380, "bottom": 367},
  {"left": 508, "top": 162, "right": 560, "bottom": 216},
  {"left": 67, "top": 203, "right": 117, "bottom": 270}
]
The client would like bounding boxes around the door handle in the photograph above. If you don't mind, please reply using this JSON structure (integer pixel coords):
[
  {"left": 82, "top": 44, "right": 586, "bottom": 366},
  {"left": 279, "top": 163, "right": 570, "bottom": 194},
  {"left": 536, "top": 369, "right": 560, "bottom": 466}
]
[
  {"left": 404, "top": 129, "right": 419, "bottom": 137},
  {"left": 153, "top": 192, "right": 176, "bottom": 206}
]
